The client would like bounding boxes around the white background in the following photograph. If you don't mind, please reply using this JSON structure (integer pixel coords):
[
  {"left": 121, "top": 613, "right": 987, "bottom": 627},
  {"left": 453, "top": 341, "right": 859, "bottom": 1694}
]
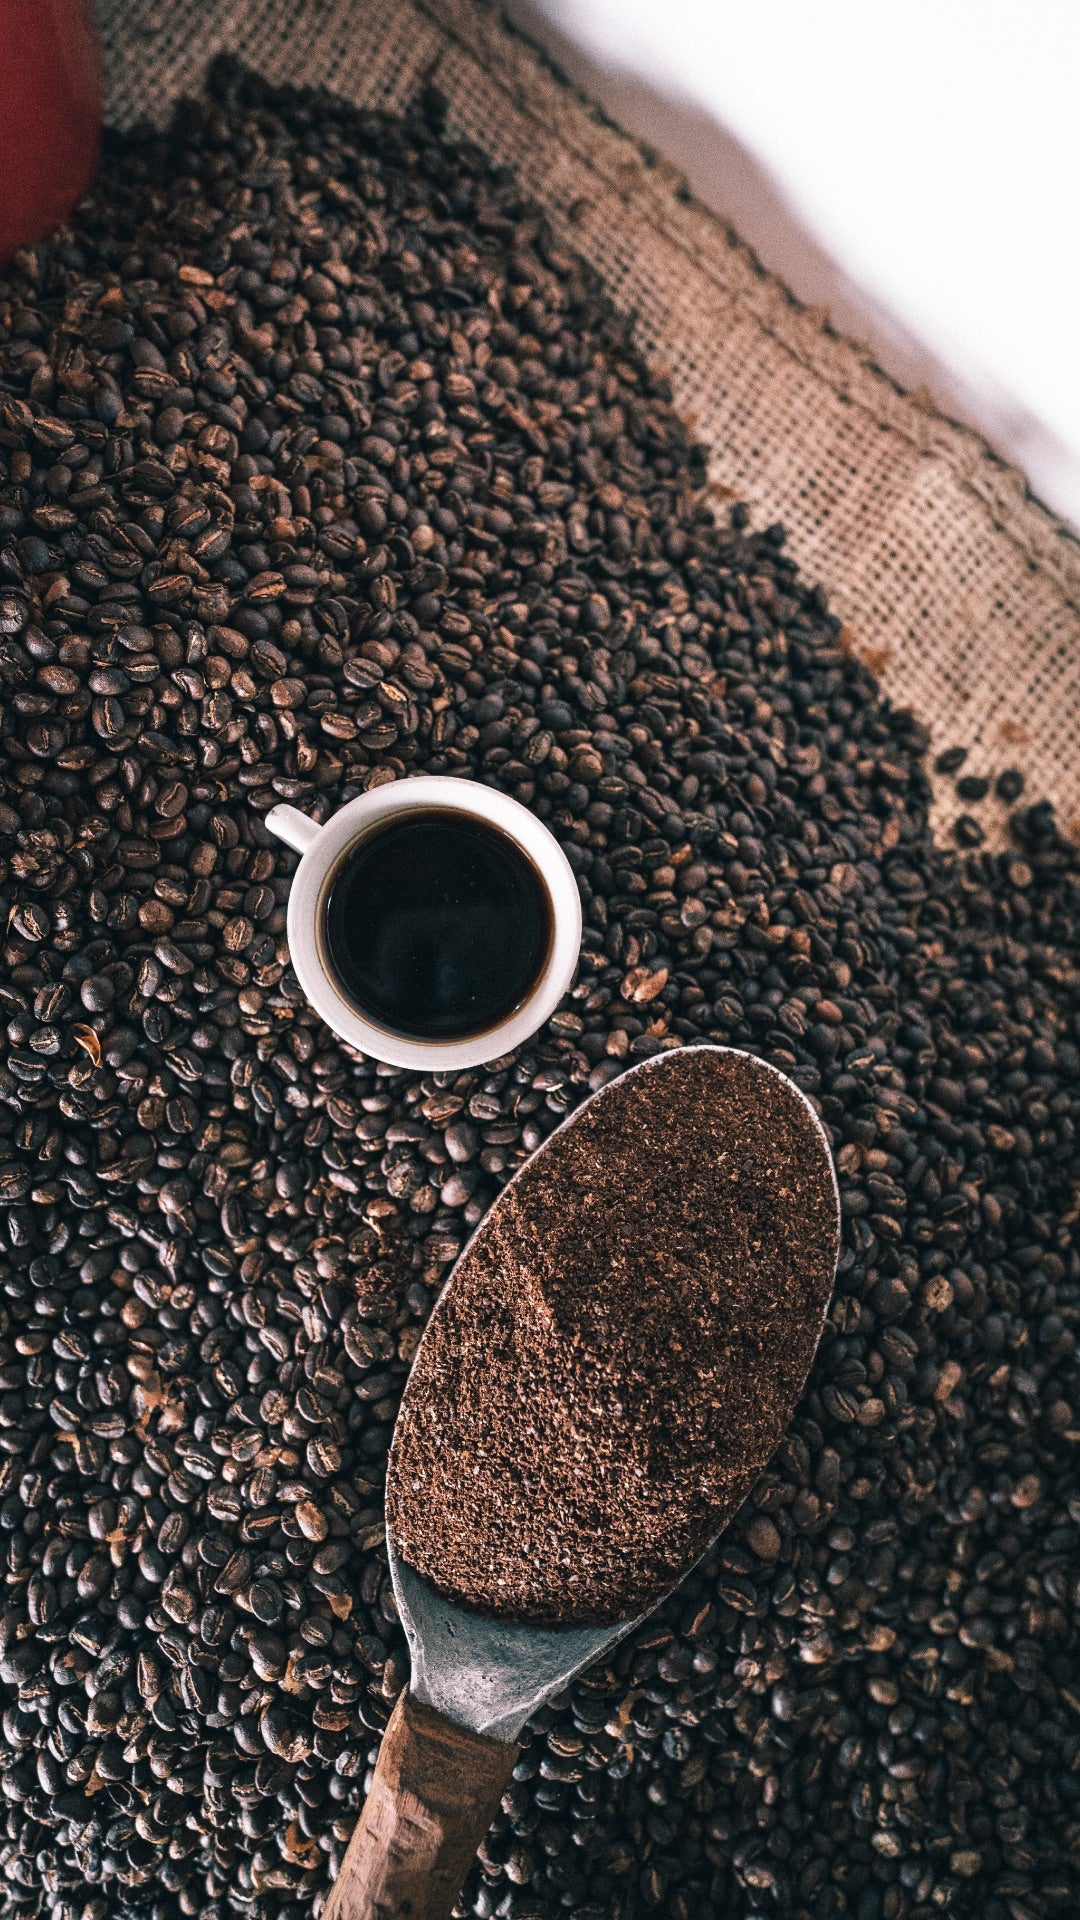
[{"left": 508, "top": 0, "right": 1080, "bottom": 532}]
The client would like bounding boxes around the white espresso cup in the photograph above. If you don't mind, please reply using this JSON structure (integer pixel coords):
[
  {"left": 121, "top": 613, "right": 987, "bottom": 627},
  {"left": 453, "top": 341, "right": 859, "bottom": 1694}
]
[{"left": 265, "top": 777, "right": 582, "bottom": 1071}]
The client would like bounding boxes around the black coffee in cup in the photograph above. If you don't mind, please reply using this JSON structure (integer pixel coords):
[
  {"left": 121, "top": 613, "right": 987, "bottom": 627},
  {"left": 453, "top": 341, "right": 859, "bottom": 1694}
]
[{"left": 322, "top": 809, "right": 554, "bottom": 1041}]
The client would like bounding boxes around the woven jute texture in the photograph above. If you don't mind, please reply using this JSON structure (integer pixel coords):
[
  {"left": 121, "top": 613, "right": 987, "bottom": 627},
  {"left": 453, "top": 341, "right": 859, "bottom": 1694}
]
[{"left": 94, "top": 0, "right": 1080, "bottom": 846}]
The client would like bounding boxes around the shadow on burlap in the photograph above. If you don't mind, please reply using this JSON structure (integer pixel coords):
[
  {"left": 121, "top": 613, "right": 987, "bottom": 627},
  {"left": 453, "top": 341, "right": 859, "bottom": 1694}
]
[{"left": 94, "top": 0, "right": 1080, "bottom": 848}]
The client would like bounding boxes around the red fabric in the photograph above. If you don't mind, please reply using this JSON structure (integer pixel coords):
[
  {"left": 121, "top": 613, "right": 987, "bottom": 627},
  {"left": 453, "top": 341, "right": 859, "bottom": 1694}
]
[{"left": 0, "top": 0, "right": 101, "bottom": 265}]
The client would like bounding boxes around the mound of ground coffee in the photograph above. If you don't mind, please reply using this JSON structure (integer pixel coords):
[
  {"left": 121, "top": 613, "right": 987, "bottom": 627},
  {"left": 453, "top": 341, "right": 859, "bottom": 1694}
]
[{"left": 388, "top": 1047, "right": 839, "bottom": 1623}]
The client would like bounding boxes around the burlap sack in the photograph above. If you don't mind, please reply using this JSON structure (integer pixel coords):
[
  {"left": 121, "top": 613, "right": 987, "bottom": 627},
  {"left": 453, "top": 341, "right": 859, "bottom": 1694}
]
[{"left": 94, "top": 0, "right": 1080, "bottom": 847}]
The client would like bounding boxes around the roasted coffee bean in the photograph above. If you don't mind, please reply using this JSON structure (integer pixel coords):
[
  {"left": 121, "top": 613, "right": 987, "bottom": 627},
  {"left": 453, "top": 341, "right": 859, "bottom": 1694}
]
[
  {"left": 0, "top": 56, "right": 1075, "bottom": 1920},
  {"left": 956, "top": 773, "right": 990, "bottom": 801},
  {"left": 953, "top": 811, "right": 986, "bottom": 846}
]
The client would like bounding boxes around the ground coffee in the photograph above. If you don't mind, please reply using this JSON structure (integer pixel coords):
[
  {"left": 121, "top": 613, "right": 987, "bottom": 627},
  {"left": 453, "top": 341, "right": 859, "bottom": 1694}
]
[{"left": 388, "top": 1046, "right": 839, "bottom": 1623}]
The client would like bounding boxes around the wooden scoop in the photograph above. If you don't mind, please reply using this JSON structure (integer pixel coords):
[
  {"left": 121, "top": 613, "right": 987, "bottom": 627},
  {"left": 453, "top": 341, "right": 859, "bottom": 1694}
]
[{"left": 323, "top": 1047, "right": 840, "bottom": 1920}]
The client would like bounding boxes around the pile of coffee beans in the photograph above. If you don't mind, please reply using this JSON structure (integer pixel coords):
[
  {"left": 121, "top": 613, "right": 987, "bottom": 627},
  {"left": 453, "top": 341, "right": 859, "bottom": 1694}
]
[{"left": 0, "top": 60, "right": 1076, "bottom": 1920}]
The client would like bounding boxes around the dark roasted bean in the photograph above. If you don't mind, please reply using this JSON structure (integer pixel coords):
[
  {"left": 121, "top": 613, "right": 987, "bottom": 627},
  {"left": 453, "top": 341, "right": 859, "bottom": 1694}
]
[
  {"left": 956, "top": 773, "right": 990, "bottom": 801},
  {"left": 996, "top": 765, "right": 1025, "bottom": 801},
  {"left": 953, "top": 811, "right": 986, "bottom": 846}
]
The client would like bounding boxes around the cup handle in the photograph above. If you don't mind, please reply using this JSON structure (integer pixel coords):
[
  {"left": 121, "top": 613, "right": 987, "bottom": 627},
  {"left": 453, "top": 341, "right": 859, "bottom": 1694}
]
[{"left": 265, "top": 804, "right": 321, "bottom": 855}]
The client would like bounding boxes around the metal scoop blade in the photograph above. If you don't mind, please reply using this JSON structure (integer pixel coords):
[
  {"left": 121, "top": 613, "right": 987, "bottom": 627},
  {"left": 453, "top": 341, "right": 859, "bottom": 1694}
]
[{"left": 389, "top": 1532, "right": 645, "bottom": 1744}]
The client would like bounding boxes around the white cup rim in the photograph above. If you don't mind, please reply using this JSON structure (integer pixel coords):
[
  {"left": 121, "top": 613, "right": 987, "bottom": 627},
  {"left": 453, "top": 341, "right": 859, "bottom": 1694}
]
[{"left": 268, "top": 777, "right": 583, "bottom": 1070}]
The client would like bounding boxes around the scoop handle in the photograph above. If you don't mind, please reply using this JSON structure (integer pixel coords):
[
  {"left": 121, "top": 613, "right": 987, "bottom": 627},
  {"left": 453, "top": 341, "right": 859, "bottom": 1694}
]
[{"left": 322, "top": 1688, "right": 517, "bottom": 1920}]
